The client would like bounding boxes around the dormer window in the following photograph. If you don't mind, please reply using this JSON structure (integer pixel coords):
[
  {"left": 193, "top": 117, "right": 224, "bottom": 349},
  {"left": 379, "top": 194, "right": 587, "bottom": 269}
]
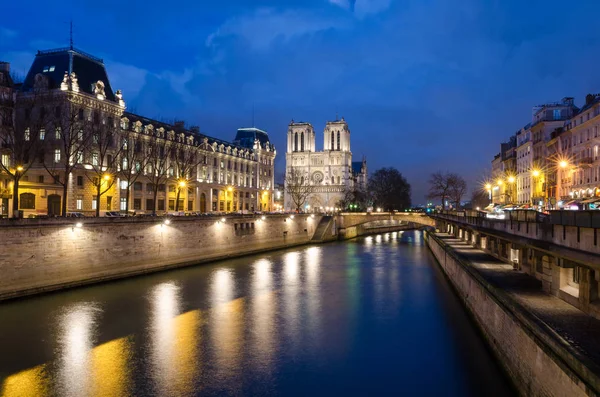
[{"left": 42, "top": 66, "right": 55, "bottom": 73}]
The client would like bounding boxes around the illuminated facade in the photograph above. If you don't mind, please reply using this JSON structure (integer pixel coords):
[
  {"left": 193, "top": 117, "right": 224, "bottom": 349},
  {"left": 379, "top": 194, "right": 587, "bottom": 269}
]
[
  {"left": 0, "top": 47, "right": 275, "bottom": 217},
  {"left": 284, "top": 118, "right": 367, "bottom": 211}
]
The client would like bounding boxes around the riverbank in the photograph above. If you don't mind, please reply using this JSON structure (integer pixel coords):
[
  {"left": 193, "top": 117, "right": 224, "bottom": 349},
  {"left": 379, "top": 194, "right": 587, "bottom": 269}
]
[
  {"left": 425, "top": 231, "right": 600, "bottom": 397},
  {"left": 0, "top": 214, "right": 328, "bottom": 301}
]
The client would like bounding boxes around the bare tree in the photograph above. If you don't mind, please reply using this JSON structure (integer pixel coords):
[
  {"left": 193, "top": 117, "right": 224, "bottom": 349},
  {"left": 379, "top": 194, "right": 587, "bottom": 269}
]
[
  {"left": 42, "top": 101, "right": 93, "bottom": 216},
  {"left": 171, "top": 138, "right": 203, "bottom": 211},
  {"left": 85, "top": 114, "right": 123, "bottom": 217},
  {"left": 427, "top": 171, "right": 453, "bottom": 209},
  {"left": 0, "top": 89, "right": 53, "bottom": 217},
  {"left": 368, "top": 167, "right": 411, "bottom": 211},
  {"left": 146, "top": 136, "right": 174, "bottom": 215},
  {"left": 117, "top": 127, "right": 150, "bottom": 214},
  {"left": 284, "top": 166, "right": 313, "bottom": 212},
  {"left": 448, "top": 174, "right": 467, "bottom": 209}
]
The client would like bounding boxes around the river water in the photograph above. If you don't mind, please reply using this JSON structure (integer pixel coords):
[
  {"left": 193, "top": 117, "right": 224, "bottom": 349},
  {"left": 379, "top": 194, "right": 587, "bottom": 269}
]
[{"left": 0, "top": 230, "right": 514, "bottom": 396}]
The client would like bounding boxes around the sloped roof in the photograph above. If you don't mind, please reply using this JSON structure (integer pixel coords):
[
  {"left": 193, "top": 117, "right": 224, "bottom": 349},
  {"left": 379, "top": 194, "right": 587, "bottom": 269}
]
[{"left": 21, "top": 47, "right": 116, "bottom": 102}]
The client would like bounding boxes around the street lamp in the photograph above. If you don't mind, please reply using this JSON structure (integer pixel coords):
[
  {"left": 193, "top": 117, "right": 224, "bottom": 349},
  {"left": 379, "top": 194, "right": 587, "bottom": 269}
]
[
  {"left": 103, "top": 174, "right": 111, "bottom": 181},
  {"left": 16, "top": 166, "right": 23, "bottom": 172}
]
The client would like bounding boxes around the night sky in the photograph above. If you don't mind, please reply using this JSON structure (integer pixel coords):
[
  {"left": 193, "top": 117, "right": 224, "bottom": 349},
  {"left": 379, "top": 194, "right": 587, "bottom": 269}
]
[{"left": 2, "top": 1, "right": 600, "bottom": 204}]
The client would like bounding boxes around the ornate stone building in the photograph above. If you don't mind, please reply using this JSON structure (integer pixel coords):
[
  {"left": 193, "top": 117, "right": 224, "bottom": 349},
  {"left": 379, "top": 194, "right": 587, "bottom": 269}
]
[
  {"left": 284, "top": 118, "right": 367, "bottom": 211},
  {"left": 0, "top": 46, "right": 275, "bottom": 217}
]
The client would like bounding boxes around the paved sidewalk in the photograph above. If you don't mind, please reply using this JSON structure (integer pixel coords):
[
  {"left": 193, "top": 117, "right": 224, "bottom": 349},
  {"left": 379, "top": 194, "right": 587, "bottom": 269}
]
[{"left": 437, "top": 233, "right": 600, "bottom": 366}]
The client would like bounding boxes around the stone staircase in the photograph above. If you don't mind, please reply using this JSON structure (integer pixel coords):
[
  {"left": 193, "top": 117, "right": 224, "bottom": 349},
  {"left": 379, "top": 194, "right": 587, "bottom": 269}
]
[{"left": 311, "top": 216, "right": 333, "bottom": 241}]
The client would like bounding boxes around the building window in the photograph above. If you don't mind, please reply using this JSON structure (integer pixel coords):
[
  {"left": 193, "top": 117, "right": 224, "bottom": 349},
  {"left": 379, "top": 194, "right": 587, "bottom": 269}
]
[
  {"left": 55, "top": 127, "right": 61, "bottom": 140},
  {"left": 158, "top": 200, "right": 165, "bottom": 211},
  {"left": 107, "top": 196, "right": 112, "bottom": 211},
  {"left": 134, "top": 199, "right": 141, "bottom": 210},
  {"left": 76, "top": 196, "right": 83, "bottom": 210},
  {"left": 77, "top": 176, "right": 83, "bottom": 187},
  {"left": 92, "top": 153, "right": 99, "bottom": 166},
  {"left": 168, "top": 200, "right": 175, "bottom": 211},
  {"left": 92, "top": 196, "right": 98, "bottom": 210},
  {"left": 120, "top": 180, "right": 128, "bottom": 190},
  {"left": 39, "top": 128, "right": 45, "bottom": 140},
  {"left": 120, "top": 198, "right": 127, "bottom": 211},
  {"left": 134, "top": 182, "right": 142, "bottom": 191},
  {"left": 18, "top": 193, "right": 35, "bottom": 209},
  {"left": 573, "top": 267, "right": 581, "bottom": 284},
  {"left": 38, "top": 175, "right": 44, "bottom": 183},
  {"left": 146, "top": 199, "right": 154, "bottom": 211},
  {"left": 1, "top": 154, "right": 9, "bottom": 167},
  {"left": 54, "top": 149, "right": 61, "bottom": 163},
  {"left": 24, "top": 128, "right": 30, "bottom": 141}
]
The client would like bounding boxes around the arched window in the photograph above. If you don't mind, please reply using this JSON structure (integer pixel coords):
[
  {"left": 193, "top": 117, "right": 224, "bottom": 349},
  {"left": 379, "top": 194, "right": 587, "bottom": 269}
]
[
  {"left": 337, "top": 131, "right": 341, "bottom": 150},
  {"left": 331, "top": 131, "right": 334, "bottom": 150},
  {"left": 301, "top": 132, "right": 304, "bottom": 151},
  {"left": 294, "top": 132, "right": 298, "bottom": 152},
  {"left": 20, "top": 193, "right": 35, "bottom": 209}
]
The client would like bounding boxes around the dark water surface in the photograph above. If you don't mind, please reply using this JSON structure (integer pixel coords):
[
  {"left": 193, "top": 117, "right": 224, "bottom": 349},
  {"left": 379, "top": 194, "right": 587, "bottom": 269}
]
[{"left": 0, "top": 230, "right": 514, "bottom": 396}]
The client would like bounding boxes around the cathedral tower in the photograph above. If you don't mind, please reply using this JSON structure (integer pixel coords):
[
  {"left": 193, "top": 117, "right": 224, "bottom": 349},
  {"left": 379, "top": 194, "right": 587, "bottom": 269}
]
[
  {"left": 324, "top": 117, "right": 350, "bottom": 152},
  {"left": 287, "top": 121, "right": 315, "bottom": 153}
]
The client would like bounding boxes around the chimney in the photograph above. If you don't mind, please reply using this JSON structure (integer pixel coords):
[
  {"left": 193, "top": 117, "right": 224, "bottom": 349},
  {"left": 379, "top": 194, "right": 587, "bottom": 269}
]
[
  {"left": 0, "top": 62, "right": 9, "bottom": 73},
  {"left": 174, "top": 120, "right": 185, "bottom": 131},
  {"left": 586, "top": 94, "right": 595, "bottom": 105}
]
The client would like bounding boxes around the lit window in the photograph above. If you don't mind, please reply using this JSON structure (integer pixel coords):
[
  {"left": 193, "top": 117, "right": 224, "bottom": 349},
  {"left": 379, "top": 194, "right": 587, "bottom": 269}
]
[
  {"left": 76, "top": 197, "right": 83, "bottom": 210},
  {"left": 120, "top": 197, "right": 127, "bottom": 211},
  {"left": 92, "top": 153, "right": 99, "bottom": 166},
  {"left": 39, "top": 129, "right": 45, "bottom": 140},
  {"left": 92, "top": 196, "right": 97, "bottom": 210},
  {"left": 42, "top": 66, "right": 49, "bottom": 73},
  {"left": 49, "top": 66, "right": 55, "bottom": 72},
  {"left": 55, "top": 127, "right": 61, "bottom": 140},
  {"left": 54, "top": 149, "right": 61, "bottom": 163},
  {"left": 24, "top": 128, "right": 30, "bottom": 141},
  {"left": 120, "top": 181, "right": 128, "bottom": 190},
  {"left": 1, "top": 154, "right": 9, "bottom": 166}
]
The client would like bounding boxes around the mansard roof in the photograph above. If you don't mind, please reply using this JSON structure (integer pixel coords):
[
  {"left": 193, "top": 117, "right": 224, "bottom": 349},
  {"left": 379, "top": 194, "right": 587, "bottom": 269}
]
[
  {"left": 122, "top": 112, "right": 264, "bottom": 155},
  {"left": 21, "top": 47, "right": 116, "bottom": 102},
  {"left": 234, "top": 127, "right": 270, "bottom": 149}
]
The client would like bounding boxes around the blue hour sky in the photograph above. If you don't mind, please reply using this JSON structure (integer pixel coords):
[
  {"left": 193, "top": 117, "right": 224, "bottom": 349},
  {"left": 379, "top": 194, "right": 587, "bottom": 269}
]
[{"left": 2, "top": 0, "right": 600, "bottom": 204}]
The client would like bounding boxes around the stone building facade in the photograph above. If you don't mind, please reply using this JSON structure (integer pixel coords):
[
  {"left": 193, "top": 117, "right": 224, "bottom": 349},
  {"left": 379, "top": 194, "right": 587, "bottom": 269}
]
[
  {"left": 0, "top": 47, "right": 275, "bottom": 217},
  {"left": 284, "top": 118, "right": 367, "bottom": 211}
]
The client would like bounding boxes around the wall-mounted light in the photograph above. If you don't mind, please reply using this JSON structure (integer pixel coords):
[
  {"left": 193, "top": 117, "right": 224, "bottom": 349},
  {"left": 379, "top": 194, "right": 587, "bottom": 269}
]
[
  {"left": 164, "top": 219, "right": 171, "bottom": 225},
  {"left": 289, "top": 215, "right": 294, "bottom": 219},
  {"left": 221, "top": 217, "right": 226, "bottom": 223},
  {"left": 261, "top": 216, "right": 266, "bottom": 221}
]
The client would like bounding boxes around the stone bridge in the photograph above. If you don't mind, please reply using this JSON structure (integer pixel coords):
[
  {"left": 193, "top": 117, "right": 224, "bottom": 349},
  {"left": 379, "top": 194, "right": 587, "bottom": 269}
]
[{"left": 335, "top": 212, "right": 434, "bottom": 239}]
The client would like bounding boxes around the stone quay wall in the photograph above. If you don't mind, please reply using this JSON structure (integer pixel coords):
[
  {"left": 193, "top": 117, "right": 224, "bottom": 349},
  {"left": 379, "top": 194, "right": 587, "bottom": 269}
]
[
  {"left": 426, "top": 231, "right": 597, "bottom": 397},
  {"left": 0, "top": 214, "right": 321, "bottom": 301}
]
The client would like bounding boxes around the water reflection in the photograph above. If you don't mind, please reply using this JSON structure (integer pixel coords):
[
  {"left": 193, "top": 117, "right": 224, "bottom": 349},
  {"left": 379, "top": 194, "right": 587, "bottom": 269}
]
[
  {"left": 57, "top": 303, "right": 101, "bottom": 397},
  {"left": 210, "top": 269, "right": 243, "bottom": 391},
  {"left": 149, "top": 282, "right": 201, "bottom": 396},
  {"left": 0, "top": 231, "right": 513, "bottom": 397}
]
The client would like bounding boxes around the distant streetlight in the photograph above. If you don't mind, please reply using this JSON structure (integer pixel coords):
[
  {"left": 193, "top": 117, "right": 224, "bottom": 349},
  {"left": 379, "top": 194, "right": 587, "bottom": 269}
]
[
  {"left": 103, "top": 174, "right": 111, "bottom": 181},
  {"left": 559, "top": 160, "right": 568, "bottom": 169},
  {"left": 532, "top": 169, "right": 540, "bottom": 177},
  {"left": 16, "top": 166, "right": 23, "bottom": 172},
  {"left": 178, "top": 180, "right": 186, "bottom": 188}
]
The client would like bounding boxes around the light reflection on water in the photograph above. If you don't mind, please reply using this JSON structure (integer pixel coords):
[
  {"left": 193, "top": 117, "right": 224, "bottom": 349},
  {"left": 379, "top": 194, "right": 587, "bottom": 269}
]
[{"left": 0, "top": 231, "right": 514, "bottom": 397}]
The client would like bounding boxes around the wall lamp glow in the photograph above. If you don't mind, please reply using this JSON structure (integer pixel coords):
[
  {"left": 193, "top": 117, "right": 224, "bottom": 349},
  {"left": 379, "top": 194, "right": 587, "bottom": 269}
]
[
  {"left": 310, "top": 214, "right": 315, "bottom": 218},
  {"left": 261, "top": 216, "right": 266, "bottom": 221},
  {"left": 72, "top": 222, "right": 83, "bottom": 231},
  {"left": 289, "top": 215, "right": 295, "bottom": 219},
  {"left": 221, "top": 217, "right": 226, "bottom": 223},
  {"left": 164, "top": 219, "right": 171, "bottom": 225}
]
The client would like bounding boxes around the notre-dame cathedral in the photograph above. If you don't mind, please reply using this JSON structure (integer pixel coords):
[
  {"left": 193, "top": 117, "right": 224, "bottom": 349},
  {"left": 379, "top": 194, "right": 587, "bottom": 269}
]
[{"left": 284, "top": 118, "right": 367, "bottom": 211}]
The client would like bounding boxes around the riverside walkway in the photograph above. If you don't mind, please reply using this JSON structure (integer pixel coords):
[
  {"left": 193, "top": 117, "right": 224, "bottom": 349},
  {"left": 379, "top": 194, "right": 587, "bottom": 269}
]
[{"left": 436, "top": 233, "right": 600, "bottom": 373}]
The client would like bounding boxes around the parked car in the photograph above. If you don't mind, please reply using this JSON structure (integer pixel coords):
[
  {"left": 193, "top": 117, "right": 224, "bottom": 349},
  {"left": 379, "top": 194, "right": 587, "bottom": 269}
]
[
  {"left": 65, "top": 212, "right": 86, "bottom": 218},
  {"left": 104, "top": 211, "right": 124, "bottom": 217}
]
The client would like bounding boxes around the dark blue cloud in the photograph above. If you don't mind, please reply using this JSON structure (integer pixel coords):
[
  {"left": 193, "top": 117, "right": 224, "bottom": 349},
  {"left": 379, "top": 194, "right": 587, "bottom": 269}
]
[{"left": 2, "top": 0, "right": 600, "bottom": 203}]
